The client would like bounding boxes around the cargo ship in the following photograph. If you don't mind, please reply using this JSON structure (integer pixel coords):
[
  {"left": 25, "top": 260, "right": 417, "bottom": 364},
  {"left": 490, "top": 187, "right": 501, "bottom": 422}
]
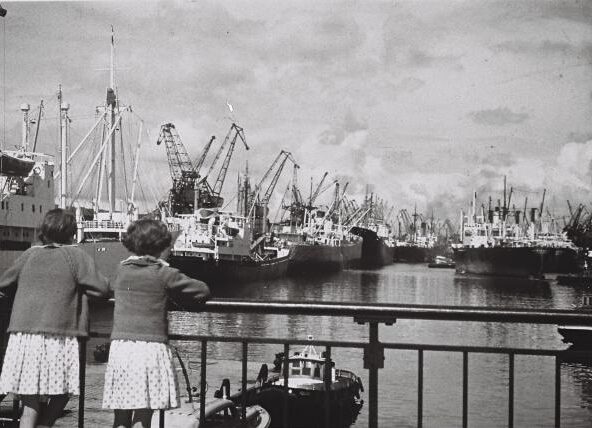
[
  {"left": 454, "top": 185, "right": 581, "bottom": 278},
  {"left": 350, "top": 224, "right": 394, "bottom": 268},
  {"left": 347, "top": 192, "right": 394, "bottom": 269},
  {"left": 167, "top": 209, "right": 290, "bottom": 285},
  {"left": 276, "top": 208, "right": 362, "bottom": 274},
  {"left": 393, "top": 207, "right": 436, "bottom": 262},
  {"left": 0, "top": 144, "right": 55, "bottom": 274},
  {"left": 65, "top": 32, "right": 143, "bottom": 280},
  {"left": 0, "top": 30, "right": 138, "bottom": 282}
]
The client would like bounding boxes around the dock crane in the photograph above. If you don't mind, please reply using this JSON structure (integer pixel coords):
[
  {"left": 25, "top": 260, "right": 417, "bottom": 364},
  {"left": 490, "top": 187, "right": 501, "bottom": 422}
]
[
  {"left": 157, "top": 122, "right": 249, "bottom": 214},
  {"left": 156, "top": 123, "right": 200, "bottom": 215}
]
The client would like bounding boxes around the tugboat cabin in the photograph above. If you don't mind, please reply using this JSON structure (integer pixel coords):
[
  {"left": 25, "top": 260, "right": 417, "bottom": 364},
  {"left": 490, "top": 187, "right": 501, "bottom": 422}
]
[{"left": 274, "top": 345, "right": 335, "bottom": 388}]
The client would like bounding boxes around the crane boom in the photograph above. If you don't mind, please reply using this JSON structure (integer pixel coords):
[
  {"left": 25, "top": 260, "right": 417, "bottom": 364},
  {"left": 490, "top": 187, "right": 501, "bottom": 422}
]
[
  {"left": 263, "top": 153, "right": 298, "bottom": 204},
  {"left": 193, "top": 135, "right": 216, "bottom": 174},
  {"left": 212, "top": 123, "right": 249, "bottom": 196},
  {"left": 309, "top": 172, "right": 328, "bottom": 207},
  {"left": 255, "top": 150, "right": 285, "bottom": 192}
]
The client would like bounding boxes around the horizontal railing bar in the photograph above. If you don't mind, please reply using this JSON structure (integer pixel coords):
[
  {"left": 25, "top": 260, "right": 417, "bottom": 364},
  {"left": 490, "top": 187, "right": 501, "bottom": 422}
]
[
  {"left": 89, "top": 331, "right": 588, "bottom": 358},
  {"left": 193, "top": 299, "right": 592, "bottom": 325},
  {"left": 94, "top": 298, "right": 592, "bottom": 324},
  {"left": 382, "top": 343, "right": 572, "bottom": 356}
]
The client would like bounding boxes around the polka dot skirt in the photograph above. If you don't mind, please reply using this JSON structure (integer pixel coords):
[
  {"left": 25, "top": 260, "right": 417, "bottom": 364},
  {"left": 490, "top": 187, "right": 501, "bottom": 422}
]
[
  {"left": 0, "top": 332, "right": 79, "bottom": 396},
  {"left": 102, "top": 340, "right": 179, "bottom": 410}
]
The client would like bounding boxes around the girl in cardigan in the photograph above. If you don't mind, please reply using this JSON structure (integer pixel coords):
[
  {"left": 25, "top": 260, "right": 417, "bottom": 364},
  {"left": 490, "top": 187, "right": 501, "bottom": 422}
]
[
  {"left": 0, "top": 208, "right": 110, "bottom": 428},
  {"left": 102, "top": 218, "right": 210, "bottom": 428}
]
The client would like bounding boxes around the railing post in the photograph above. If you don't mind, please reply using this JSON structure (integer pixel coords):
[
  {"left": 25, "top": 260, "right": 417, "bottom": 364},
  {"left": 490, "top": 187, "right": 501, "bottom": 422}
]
[
  {"left": 12, "top": 399, "right": 19, "bottom": 425},
  {"left": 242, "top": 341, "right": 248, "bottom": 422},
  {"left": 462, "top": 351, "right": 468, "bottom": 428},
  {"left": 354, "top": 315, "right": 396, "bottom": 428},
  {"left": 555, "top": 356, "right": 561, "bottom": 428},
  {"left": 418, "top": 349, "right": 423, "bottom": 428},
  {"left": 282, "top": 343, "right": 290, "bottom": 428},
  {"left": 323, "top": 346, "right": 332, "bottom": 428},
  {"left": 508, "top": 353, "right": 514, "bottom": 428},
  {"left": 199, "top": 340, "right": 207, "bottom": 426},
  {"left": 79, "top": 338, "right": 87, "bottom": 428}
]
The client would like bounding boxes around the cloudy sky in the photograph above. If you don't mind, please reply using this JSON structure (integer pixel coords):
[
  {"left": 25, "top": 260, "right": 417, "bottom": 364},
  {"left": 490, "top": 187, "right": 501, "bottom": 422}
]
[{"left": 0, "top": 0, "right": 591, "bottom": 223}]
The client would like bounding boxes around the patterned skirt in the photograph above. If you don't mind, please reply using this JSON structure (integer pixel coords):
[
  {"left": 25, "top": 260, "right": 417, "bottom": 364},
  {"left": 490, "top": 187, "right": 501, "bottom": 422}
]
[
  {"left": 0, "top": 332, "right": 79, "bottom": 396},
  {"left": 102, "top": 340, "right": 179, "bottom": 410}
]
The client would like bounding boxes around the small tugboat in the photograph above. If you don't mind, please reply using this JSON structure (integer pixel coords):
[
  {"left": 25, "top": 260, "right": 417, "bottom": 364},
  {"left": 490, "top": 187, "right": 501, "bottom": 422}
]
[
  {"left": 428, "top": 255, "right": 456, "bottom": 269},
  {"left": 232, "top": 339, "right": 363, "bottom": 428}
]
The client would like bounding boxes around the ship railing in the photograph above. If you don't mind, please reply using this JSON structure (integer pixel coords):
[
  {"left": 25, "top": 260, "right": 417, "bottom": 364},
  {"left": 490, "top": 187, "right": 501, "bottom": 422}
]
[
  {"left": 79, "top": 220, "right": 126, "bottom": 230},
  {"left": 19, "top": 300, "right": 592, "bottom": 428}
]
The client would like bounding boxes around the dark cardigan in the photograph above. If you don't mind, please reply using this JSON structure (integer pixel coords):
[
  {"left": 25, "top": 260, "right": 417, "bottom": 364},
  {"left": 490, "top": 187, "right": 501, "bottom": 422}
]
[
  {"left": 0, "top": 244, "right": 110, "bottom": 337},
  {"left": 110, "top": 256, "right": 210, "bottom": 343}
]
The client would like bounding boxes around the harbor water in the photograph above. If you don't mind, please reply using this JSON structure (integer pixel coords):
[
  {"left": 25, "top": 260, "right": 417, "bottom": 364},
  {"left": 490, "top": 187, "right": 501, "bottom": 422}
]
[{"left": 91, "top": 264, "right": 592, "bottom": 427}]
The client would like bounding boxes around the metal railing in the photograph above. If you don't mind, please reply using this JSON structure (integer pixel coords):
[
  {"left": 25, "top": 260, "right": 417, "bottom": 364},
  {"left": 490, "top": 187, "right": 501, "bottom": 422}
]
[{"left": 24, "top": 300, "right": 592, "bottom": 427}]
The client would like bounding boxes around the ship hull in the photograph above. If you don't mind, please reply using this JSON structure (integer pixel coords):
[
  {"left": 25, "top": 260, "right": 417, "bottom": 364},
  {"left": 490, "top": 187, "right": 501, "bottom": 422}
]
[
  {"left": 287, "top": 240, "right": 362, "bottom": 274},
  {"left": 454, "top": 247, "right": 543, "bottom": 278},
  {"left": 350, "top": 227, "right": 393, "bottom": 268},
  {"left": 454, "top": 246, "right": 581, "bottom": 278},
  {"left": 248, "top": 386, "right": 361, "bottom": 428},
  {"left": 393, "top": 245, "right": 432, "bottom": 263},
  {"left": 539, "top": 247, "right": 581, "bottom": 274},
  {"left": 77, "top": 240, "right": 131, "bottom": 281},
  {"left": 168, "top": 254, "right": 290, "bottom": 286},
  {"left": 341, "top": 240, "right": 362, "bottom": 268},
  {"left": 235, "top": 376, "right": 362, "bottom": 428}
]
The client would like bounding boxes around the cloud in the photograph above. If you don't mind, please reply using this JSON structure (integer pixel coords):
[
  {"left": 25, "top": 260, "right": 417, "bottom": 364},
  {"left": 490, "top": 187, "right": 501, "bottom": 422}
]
[
  {"left": 319, "top": 110, "right": 368, "bottom": 146},
  {"left": 567, "top": 132, "right": 592, "bottom": 143},
  {"left": 469, "top": 108, "right": 529, "bottom": 126}
]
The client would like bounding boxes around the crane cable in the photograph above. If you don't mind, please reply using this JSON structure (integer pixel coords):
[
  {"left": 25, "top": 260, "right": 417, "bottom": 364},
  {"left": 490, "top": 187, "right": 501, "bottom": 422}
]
[{"left": 1, "top": 10, "right": 6, "bottom": 151}]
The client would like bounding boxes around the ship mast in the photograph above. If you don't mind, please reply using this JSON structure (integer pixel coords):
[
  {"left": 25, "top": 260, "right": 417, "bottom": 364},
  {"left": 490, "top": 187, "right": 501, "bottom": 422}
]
[
  {"left": 58, "top": 85, "right": 70, "bottom": 209},
  {"left": 107, "top": 26, "right": 117, "bottom": 216}
]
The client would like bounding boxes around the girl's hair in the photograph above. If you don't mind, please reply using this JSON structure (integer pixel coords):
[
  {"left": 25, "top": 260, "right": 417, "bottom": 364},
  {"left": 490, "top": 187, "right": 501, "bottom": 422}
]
[
  {"left": 122, "top": 218, "right": 172, "bottom": 257},
  {"left": 39, "top": 208, "right": 77, "bottom": 244}
]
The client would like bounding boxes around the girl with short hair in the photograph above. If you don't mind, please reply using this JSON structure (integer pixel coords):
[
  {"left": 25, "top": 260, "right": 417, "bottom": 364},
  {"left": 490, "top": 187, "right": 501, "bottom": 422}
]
[
  {"left": 102, "top": 218, "right": 210, "bottom": 428},
  {"left": 0, "top": 208, "right": 110, "bottom": 428}
]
